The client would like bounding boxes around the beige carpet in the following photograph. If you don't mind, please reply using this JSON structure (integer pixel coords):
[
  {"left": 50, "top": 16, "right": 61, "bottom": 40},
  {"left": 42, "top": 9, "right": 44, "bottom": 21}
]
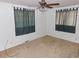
[{"left": 0, "top": 36, "right": 79, "bottom": 58}]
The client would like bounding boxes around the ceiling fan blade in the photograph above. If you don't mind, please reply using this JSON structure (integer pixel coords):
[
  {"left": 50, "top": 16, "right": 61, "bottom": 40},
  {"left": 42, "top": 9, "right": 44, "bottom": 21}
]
[
  {"left": 39, "top": 2, "right": 42, "bottom": 5},
  {"left": 45, "top": 5, "right": 53, "bottom": 8},
  {"left": 44, "top": 4, "right": 53, "bottom": 8},
  {"left": 46, "top": 6, "right": 53, "bottom": 8},
  {"left": 42, "top": 0, "right": 45, "bottom": 3},
  {"left": 39, "top": 2, "right": 45, "bottom": 8},
  {"left": 47, "top": 3, "right": 60, "bottom": 6}
]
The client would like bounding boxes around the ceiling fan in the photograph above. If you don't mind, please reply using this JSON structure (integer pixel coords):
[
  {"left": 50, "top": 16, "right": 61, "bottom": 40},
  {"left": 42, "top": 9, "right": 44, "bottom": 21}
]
[{"left": 38, "top": 0, "right": 60, "bottom": 9}]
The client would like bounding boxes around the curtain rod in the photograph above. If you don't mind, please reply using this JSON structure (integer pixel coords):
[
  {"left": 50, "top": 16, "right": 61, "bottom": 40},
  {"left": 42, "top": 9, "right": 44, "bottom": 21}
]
[
  {"left": 56, "top": 7, "right": 78, "bottom": 12},
  {"left": 14, "top": 7, "right": 35, "bottom": 11}
]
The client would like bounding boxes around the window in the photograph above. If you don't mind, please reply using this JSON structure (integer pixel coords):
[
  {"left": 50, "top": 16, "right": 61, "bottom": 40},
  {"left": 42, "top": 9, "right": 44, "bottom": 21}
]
[
  {"left": 14, "top": 7, "right": 35, "bottom": 36},
  {"left": 55, "top": 8, "right": 78, "bottom": 33}
]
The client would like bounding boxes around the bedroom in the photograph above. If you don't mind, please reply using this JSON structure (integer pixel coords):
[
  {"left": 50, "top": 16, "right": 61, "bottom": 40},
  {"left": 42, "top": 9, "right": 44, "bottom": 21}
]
[{"left": 0, "top": 0, "right": 79, "bottom": 58}]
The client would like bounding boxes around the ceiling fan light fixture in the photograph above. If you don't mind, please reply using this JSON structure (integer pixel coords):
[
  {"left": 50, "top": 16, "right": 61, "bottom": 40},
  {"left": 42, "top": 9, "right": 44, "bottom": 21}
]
[
  {"left": 39, "top": 7, "right": 48, "bottom": 12},
  {"left": 38, "top": 0, "right": 60, "bottom": 12}
]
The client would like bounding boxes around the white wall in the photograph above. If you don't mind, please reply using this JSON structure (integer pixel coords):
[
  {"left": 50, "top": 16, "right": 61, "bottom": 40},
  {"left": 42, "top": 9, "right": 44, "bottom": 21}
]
[
  {"left": 0, "top": 1, "right": 79, "bottom": 52},
  {"left": 45, "top": 5, "right": 79, "bottom": 44},
  {"left": 0, "top": 2, "right": 46, "bottom": 51}
]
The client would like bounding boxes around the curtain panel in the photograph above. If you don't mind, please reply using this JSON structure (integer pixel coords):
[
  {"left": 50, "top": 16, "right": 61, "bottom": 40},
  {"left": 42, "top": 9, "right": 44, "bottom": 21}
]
[
  {"left": 14, "top": 7, "right": 35, "bottom": 36},
  {"left": 55, "top": 8, "right": 78, "bottom": 33}
]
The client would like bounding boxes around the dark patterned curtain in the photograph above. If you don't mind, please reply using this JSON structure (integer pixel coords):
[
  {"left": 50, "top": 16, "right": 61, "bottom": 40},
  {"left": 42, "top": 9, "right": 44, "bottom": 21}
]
[
  {"left": 14, "top": 7, "right": 35, "bottom": 36},
  {"left": 55, "top": 8, "right": 78, "bottom": 33}
]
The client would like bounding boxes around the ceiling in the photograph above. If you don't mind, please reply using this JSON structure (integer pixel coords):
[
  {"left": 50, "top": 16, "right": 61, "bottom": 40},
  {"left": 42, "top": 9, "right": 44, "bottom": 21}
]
[{"left": 0, "top": 0, "right": 79, "bottom": 7}]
